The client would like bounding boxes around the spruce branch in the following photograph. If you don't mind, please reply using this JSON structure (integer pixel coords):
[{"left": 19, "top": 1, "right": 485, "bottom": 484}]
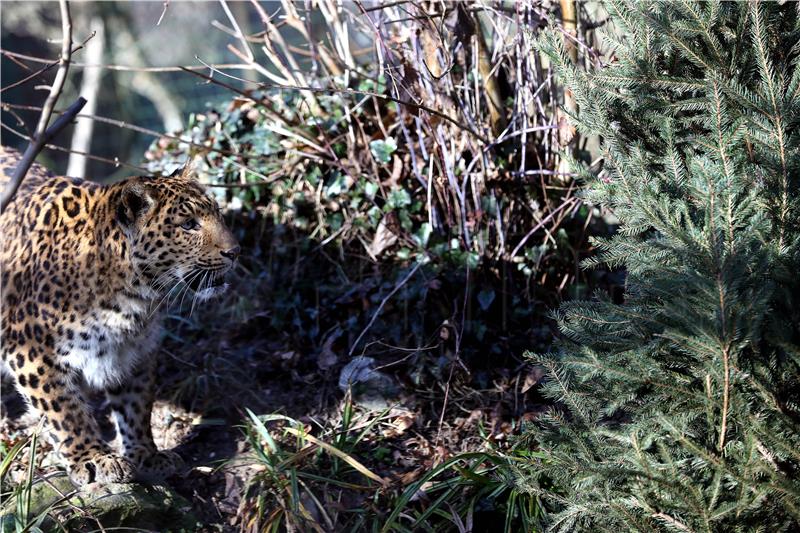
[{"left": 748, "top": 0, "right": 791, "bottom": 248}]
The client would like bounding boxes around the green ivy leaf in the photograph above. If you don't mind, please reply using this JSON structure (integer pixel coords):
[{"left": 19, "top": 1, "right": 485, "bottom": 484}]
[
  {"left": 369, "top": 138, "right": 397, "bottom": 164},
  {"left": 413, "top": 223, "right": 432, "bottom": 248},
  {"left": 364, "top": 181, "right": 379, "bottom": 199},
  {"left": 387, "top": 188, "right": 411, "bottom": 209},
  {"left": 477, "top": 289, "right": 495, "bottom": 311},
  {"left": 325, "top": 173, "right": 348, "bottom": 197}
]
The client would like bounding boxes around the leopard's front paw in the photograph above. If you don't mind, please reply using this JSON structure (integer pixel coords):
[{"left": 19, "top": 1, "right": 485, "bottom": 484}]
[
  {"left": 68, "top": 453, "right": 136, "bottom": 486},
  {"left": 136, "top": 449, "right": 183, "bottom": 481}
]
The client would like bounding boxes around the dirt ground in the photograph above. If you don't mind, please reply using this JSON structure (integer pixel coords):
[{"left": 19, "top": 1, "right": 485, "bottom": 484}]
[{"left": 152, "top": 275, "right": 553, "bottom": 530}]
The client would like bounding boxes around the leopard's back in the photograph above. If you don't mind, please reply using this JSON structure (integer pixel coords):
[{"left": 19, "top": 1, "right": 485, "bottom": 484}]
[{"left": 0, "top": 146, "right": 55, "bottom": 191}]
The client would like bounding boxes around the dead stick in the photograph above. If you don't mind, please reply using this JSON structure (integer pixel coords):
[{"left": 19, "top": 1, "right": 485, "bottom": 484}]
[{"left": 1, "top": 0, "right": 81, "bottom": 213}]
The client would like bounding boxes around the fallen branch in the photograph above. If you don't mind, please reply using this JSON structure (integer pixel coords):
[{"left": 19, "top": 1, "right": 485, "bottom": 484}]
[{"left": 1, "top": 0, "right": 82, "bottom": 213}]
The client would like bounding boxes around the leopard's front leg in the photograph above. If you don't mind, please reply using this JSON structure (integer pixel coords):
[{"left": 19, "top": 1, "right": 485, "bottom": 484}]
[
  {"left": 106, "top": 354, "right": 182, "bottom": 481},
  {"left": 6, "top": 342, "right": 135, "bottom": 486}
]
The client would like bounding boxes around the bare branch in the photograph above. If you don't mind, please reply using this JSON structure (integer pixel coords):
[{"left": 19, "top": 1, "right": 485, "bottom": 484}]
[
  {"left": 2, "top": 120, "right": 282, "bottom": 189},
  {"left": 5, "top": 102, "right": 269, "bottom": 160},
  {"left": 1, "top": 0, "right": 83, "bottom": 213},
  {"left": 219, "top": 0, "right": 254, "bottom": 61},
  {"left": 0, "top": 32, "right": 94, "bottom": 94},
  {"left": 1, "top": 120, "right": 148, "bottom": 173},
  {"left": 0, "top": 60, "right": 58, "bottom": 94},
  {"left": 1, "top": 49, "right": 251, "bottom": 73}
]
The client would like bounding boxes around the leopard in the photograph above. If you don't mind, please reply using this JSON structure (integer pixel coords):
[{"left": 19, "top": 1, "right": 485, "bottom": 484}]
[{"left": 0, "top": 146, "right": 239, "bottom": 486}]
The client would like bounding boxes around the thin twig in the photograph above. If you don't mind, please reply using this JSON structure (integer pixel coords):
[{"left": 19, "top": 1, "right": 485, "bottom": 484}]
[
  {"left": 1, "top": 121, "right": 149, "bottom": 174},
  {"left": 1, "top": 0, "right": 82, "bottom": 213},
  {"left": 3, "top": 101, "right": 310, "bottom": 173},
  {"left": 3, "top": 102, "right": 246, "bottom": 155},
  {"left": 156, "top": 0, "right": 170, "bottom": 26},
  {"left": 2, "top": 119, "right": 299, "bottom": 191},
  {"left": 0, "top": 60, "right": 58, "bottom": 93},
  {"left": 349, "top": 261, "right": 424, "bottom": 357},
  {"left": 220, "top": 0, "right": 254, "bottom": 62},
  {"left": 509, "top": 196, "right": 579, "bottom": 259},
  {"left": 1, "top": 49, "right": 250, "bottom": 72},
  {"left": 0, "top": 33, "right": 94, "bottom": 94}
]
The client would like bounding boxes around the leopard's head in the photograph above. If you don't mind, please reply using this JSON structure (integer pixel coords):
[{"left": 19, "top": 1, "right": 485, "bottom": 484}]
[{"left": 115, "top": 168, "right": 239, "bottom": 301}]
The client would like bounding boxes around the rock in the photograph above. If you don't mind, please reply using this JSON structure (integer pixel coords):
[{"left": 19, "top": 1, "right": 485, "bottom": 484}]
[
  {"left": 1, "top": 474, "right": 198, "bottom": 532},
  {"left": 338, "top": 356, "right": 401, "bottom": 410}
]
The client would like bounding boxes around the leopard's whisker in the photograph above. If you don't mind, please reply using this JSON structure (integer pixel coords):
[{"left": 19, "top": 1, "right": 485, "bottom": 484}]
[
  {"left": 148, "top": 267, "right": 192, "bottom": 317},
  {"left": 147, "top": 261, "right": 195, "bottom": 295},
  {"left": 178, "top": 269, "right": 205, "bottom": 311},
  {"left": 189, "top": 271, "right": 210, "bottom": 317},
  {"left": 165, "top": 270, "right": 198, "bottom": 312}
]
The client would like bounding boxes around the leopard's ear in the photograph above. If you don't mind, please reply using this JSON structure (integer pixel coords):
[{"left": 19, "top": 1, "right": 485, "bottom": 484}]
[
  {"left": 178, "top": 160, "right": 200, "bottom": 182},
  {"left": 167, "top": 166, "right": 184, "bottom": 178},
  {"left": 162, "top": 161, "right": 193, "bottom": 179},
  {"left": 117, "top": 180, "right": 156, "bottom": 227}
]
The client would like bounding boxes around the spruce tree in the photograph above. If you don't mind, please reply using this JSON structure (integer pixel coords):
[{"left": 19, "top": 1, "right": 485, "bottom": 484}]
[{"left": 524, "top": 1, "right": 800, "bottom": 531}]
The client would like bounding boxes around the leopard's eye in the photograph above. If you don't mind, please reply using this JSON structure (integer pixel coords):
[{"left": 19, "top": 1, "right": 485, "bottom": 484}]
[{"left": 180, "top": 218, "right": 200, "bottom": 231}]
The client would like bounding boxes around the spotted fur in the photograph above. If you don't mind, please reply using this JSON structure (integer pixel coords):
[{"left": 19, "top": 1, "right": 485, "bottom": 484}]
[{"left": 0, "top": 146, "right": 239, "bottom": 486}]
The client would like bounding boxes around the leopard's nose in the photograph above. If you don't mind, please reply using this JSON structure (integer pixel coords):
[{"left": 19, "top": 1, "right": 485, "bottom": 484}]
[{"left": 221, "top": 246, "right": 240, "bottom": 261}]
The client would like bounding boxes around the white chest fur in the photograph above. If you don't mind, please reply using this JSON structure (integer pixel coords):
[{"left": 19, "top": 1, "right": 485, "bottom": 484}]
[{"left": 59, "top": 295, "right": 162, "bottom": 390}]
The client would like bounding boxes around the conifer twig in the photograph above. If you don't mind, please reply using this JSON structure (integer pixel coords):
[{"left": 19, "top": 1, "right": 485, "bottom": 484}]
[
  {"left": 719, "top": 345, "right": 730, "bottom": 451},
  {"left": 1, "top": 0, "right": 84, "bottom": 213}
]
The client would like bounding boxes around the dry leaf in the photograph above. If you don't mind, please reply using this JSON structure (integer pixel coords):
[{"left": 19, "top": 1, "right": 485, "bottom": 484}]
[
  {"left": 557, "top": 114, "right": 576, "bottom": 147},
  {"left": 396, "top": 467, "right": 423, "bottom": 485},
  {"left": 382, "top": 412, "right": 416, "bottom": 438},
  {"left": 521, "top": 366, "right": 546, "bottom": 393},
  {"left": 317, "top": 334, "right": 338, "bottom": 370},
  {"left": 367, "top": 213, "right": 399, "bottom": 259}
]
